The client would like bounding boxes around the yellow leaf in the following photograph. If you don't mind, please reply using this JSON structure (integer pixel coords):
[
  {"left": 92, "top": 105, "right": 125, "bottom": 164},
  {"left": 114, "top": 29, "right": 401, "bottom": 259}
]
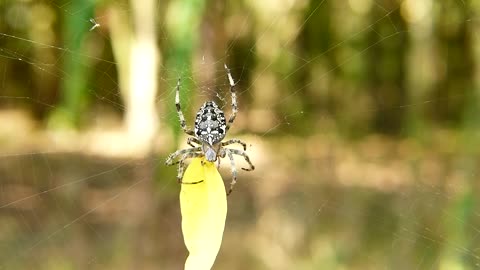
[{"left": 180, "top": 157, "right": 227, "bottom": 270}]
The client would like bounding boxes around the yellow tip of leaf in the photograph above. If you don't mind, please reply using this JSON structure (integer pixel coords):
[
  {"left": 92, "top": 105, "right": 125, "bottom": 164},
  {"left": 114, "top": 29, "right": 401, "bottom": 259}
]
[{"left": 180, "top": 157, "right": 227, "bottom": 270}]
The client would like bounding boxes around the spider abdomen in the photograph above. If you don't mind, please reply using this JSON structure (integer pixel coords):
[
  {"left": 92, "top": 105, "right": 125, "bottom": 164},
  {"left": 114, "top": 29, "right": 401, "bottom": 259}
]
[{"left": 194, "top": 101, "right": 226, "bottom": 145}]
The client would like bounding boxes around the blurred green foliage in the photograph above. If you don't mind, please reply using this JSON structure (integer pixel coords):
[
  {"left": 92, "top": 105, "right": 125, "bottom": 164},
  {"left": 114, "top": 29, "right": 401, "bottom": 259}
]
[{"left": 0, "top": 0, "right": 477, "bottom": 137}]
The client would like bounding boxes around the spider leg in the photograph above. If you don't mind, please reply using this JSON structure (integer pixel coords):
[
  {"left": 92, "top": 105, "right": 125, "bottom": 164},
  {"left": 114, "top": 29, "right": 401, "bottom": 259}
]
[
  {"left": 221, "top": 138, "right": 247, "bottom": 151},
  {"left": 165, "top": 147, "right": 202, "bottom": 166},
  {"left": 187, "top": 137, "right": 203, "bottom": 148},
  {"left": 217, "top": 147, "right": 227, "bottom": 169},
  {"left": 225, "top": 149, "right": 237, "bottom": 195},
  {"left": 227, "top": 148, "right": 255, "bottom": 171},
  {"left": 175, "top": 78, "right": 195, "bottom": 136},
  {"left": 224, "top": 64, "right": 237, "bottom": 132},
  {"left": 177, "top": 152, "right": 205, "bottom": 184}
]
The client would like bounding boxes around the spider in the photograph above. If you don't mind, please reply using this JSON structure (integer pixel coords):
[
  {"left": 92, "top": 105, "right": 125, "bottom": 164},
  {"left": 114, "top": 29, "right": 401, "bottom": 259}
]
[{"left": 165, "top": 64, "right": 255, "bottom": 195}]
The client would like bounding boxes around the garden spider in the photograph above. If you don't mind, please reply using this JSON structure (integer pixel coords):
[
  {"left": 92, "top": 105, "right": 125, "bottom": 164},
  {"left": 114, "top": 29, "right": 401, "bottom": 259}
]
[{"left": 165, "top": 64, "right": 255, "bottom": 195}]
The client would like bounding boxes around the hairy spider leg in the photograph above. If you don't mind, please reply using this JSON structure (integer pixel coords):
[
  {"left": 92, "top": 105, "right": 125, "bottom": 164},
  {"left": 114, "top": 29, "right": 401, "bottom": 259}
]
[
  {"left": 227, "top": 148, "right": 255, "bottom": 171},
  {"left": 225, "top": 149, "right": 237, "bottom": 195},
  {"left": 221, "top": 138, "right": 247, "bottom": 151},
  {"left": 224, "top": 64, "right": 237, "bottom": 132},
  {"left": 175, "top": 78, "right": 195, "bottom": 136},
  {"left": 187, "top": 137, "right": 203, "bottom": 148},
  {"left": 224, "top": 147, "right": 255, "bottom": 195},
  {"left": 165, "top": 147, "right": 202, "bottom": 166},
  {"left": 177, "top": 152, "right": 205, "bottom": 184}
]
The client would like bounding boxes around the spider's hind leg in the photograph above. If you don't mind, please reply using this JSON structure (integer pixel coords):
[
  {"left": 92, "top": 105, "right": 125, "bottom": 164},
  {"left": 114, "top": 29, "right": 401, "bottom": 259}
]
[
  {"left": 224, "top": 64, "right": 238, "bottom": 132},
  {"left": 175, "top": 78, "right": 195, "bottom": 136}
]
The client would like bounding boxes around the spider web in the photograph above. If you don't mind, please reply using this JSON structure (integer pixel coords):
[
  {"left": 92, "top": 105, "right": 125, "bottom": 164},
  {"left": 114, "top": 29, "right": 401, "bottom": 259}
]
[{"left": 0, "top": 0, "right": 480, "bottom": 269}]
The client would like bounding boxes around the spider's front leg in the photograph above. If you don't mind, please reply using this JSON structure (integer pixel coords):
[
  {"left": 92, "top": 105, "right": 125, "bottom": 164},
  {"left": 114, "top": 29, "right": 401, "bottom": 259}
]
[
  {"left": 177, "top": 152, "right": 205, "bottom": 184},
  {"left": 221, "top": 138, "right": 247, "bottom": 151},
  {"left": 228, "top": 148, "right": 255, "bottom": 171},
  {"left": 165, "top": 147, "right": 202, "bottom": 166},
  {"left": 222, "top": 147, "right": 255, "bottom": 195},
  {"left": 224, "top": 148, "right": 238, "bottom": 195}
]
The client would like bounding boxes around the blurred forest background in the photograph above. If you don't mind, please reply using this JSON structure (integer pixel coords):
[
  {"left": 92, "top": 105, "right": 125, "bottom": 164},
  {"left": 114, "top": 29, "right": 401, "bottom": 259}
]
[{"left": 1, "top": 0, "right": 480, "bottom": 269}]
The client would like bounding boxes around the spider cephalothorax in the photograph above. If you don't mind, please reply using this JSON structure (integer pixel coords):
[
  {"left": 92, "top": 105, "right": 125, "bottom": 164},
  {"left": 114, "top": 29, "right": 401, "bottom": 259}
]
[{"left": 166, "top": 64, "right": 254, "bottom": 195}]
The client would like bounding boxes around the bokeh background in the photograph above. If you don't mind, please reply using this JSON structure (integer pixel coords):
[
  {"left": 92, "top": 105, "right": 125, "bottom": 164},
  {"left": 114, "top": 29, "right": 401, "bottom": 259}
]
[{"left": 1, "top": 0, "right": 480, "bottom": 269}]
